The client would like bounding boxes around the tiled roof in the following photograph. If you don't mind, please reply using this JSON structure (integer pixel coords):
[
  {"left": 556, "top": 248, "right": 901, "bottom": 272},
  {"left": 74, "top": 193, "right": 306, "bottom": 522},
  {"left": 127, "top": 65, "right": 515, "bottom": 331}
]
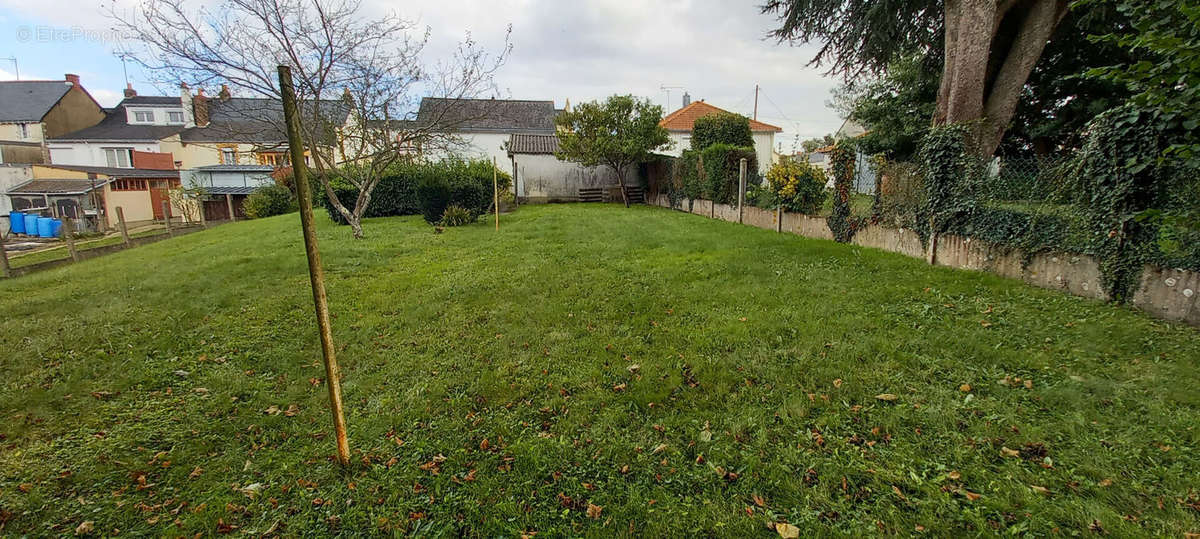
[
  {"left": 659, "top": 101, "right": 782, "bottom": 133},
  {"left": 49, "top": 98, "right": 186, "bottom": 141},
  {"left": 0, "top": 80, "right": 72, "bottom": 123},
  {"left": 38, "top": 164, "right": 179, "bottom": 178},
  {"left": 7, "top": 178, "right": 105, "bottom": 195},
  {"left": 192, "top": 164, "right": 275, "bottom": 172},
  {"left": 508, "top": 134, "right": 560, "bottom": 155},
  {"left": 180, "top": 97, "right": 351, "bottom": 143},
  {"left": 416, "top": 98, "right": 557, "bottom": 133}
]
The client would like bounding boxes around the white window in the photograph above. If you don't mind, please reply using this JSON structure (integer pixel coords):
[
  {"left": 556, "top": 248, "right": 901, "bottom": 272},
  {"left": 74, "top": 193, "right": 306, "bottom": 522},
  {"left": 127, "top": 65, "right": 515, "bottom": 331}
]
[
  {"left": 220, "top": 148, "right": 237, "bottom": 165},
  {"left": 133, "top": 110, "right": 155, "bottom": 123},
  {"left": 168, "top": 111, "right": 184, "bottom": 124},
  {"left": 103, "top": 147, "right": 133, "bottom": 168},
  {"left": 17, "top": 123, "right": 29, "bottom": 139}
]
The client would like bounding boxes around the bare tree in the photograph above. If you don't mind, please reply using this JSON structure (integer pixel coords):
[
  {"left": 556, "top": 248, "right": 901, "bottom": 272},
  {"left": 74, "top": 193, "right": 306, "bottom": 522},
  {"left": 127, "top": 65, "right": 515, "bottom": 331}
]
[{"left": 113, "top": 0, "right": 511, "bottom": 238}]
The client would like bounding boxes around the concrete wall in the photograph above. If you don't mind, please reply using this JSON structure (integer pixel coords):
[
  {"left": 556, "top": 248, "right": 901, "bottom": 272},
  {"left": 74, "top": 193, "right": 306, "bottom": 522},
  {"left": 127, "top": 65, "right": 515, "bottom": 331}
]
[
  {"left": 0, "top": 164, "right": 33, "bottom": 229},
  {"left": 41, "top": 85, "right": 105, "bottom": 139},
  {"left": 48, "top": 141, "right": 162, "bottom": 167},
  {"left": 511, "top": 153, "right": 632, "bottom": 201},
  {"left": 651, "top": 194, "right": 1199, "bottom": 327},
  {"left": 0, "top": 122, "right": 44, "bottom": 143}
]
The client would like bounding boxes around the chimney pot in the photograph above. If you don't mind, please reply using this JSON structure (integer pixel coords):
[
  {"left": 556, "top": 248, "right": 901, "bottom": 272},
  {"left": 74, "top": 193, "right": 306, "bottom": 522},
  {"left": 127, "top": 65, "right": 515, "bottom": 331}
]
[
  {"left": 124, "top": 83, "right": 137, "bottom": 98},
  {"left": 682, "top": 92, "right": 691, "bottom": 108},
  {"left": 64, "top": 73, "right": 80, "bottom": 86},
  {"left": 219, "top": 84, "right": 231, "bottom": 101}
]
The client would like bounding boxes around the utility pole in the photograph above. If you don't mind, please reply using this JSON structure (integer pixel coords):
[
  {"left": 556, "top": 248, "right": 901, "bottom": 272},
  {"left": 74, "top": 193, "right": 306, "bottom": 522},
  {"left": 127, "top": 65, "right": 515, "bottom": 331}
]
[
  {"left": 279, "top": 64, "right": 351, "bottom": 467},
  {"left": 753, "top": 84, "right": 760, "bottom": 121}
]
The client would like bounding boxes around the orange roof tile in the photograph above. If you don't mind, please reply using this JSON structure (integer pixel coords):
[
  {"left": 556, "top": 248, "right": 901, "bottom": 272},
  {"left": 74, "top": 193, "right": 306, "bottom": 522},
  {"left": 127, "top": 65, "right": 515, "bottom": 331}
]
[{"left": 659, "top": 100, "right": 782, "bottom": 133}]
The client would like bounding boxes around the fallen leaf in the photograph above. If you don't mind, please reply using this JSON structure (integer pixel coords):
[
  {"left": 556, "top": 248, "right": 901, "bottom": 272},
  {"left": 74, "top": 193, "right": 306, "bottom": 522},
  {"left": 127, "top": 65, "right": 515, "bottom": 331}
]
[
  {"left": 237, "top": 483, "right": 264, "bottom": 498},
  {"left": 959, "top": 384, "right": 971, "bottom": 392},
  {"left": 833, "top": 379, "right": 843, "bottom": 388},
  {"left": 74, "top": 520, "right": 94, "bottom": 536},
  {"left": 1030, "top": 485, "right": 1050, "bottom": 495},
  {"left": 1023, "top": 379, "right": 1033, "bottom": 389},
  {"left": 264, "top": 406, "right": 281, "bottom": 416},
  {"left": 947, "top": 471, "right": 961, "bottom": 480},
  {"left": 751, "top": 494, "right": 765, "bottom": 507},
  {"left": 612, "top": 383, "right": 626, "bottom": 392},
  {"left": 18, "top": 483, "right": 32, "bottom": 493},
  {"left": 775, "top": 522, "right": 800, "bottom": 539},
  {"left": 875, "top": 393, "right": 898, "bottom": 402},
  {"left": 1098, "top": 479, "right": 1112, "bottom": 487},
  {"left": 193, "top": 388, "right": 209, "bottom": 394},
  {"left": 189, "top": 466, "right": 203, "bottom": 479},
  {"left": 1000, "top": 447, "right": 1020, "bottom": 458},
  {"left": 651, "top": 443, "right": 668, "bottom": 454},
  {"left": 284, "top": 404, "right": 299, "bottom": 417},
  {"left": 627, "top": 364, "right": 640, "bottom": 374},
  {"left": 586, "top": 502, "right": 603, "bottom": 519},
  {"left": 479, "top": 438, "right": 490, "bottom": 451},
  {"left": 962, "top": 490, "right": 982, "bottom": 501}
]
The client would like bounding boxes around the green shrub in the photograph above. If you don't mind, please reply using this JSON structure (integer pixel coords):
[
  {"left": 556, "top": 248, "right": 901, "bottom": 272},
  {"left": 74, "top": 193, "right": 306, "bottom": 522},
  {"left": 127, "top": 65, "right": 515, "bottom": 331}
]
[
  {"left": 417, "top": 174, "right": 452, "bottom": 224},
  {"left": 439, "top": 204, "right": 474, "bottom": 226},
  {"left": 322, "top": 159, "right": 510, "bottom": 225},
  {"left": 744, "top": 182, "right": 779, "bottom": 209},
  {"left": 691, "top": 112, "right": 753, "bottom": 150},
  {"left": 765, "top": 159, "right": 826, "bottom": 214},
  {"left": 242, "top": 185, "right": 297, "bottom": 219},
  {"left": 698, "top": 144, "right": 757, "bottom": 204}
]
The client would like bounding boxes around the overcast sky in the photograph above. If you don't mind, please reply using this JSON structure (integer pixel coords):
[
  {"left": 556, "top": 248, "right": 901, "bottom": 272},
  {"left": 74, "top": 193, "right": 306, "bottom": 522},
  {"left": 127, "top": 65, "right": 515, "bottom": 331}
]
[{"left": 0, "top": 0, "right": 846, "bottom": 152}]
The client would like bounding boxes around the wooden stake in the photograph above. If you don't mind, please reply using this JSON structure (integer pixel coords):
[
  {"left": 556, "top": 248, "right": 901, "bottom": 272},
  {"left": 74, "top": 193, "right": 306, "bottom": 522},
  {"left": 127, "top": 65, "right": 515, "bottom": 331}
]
[
  {"left": 493, "top": 156, "right": 500, "bottom": 231},
  {"left": 116, "top": 207, "right": 131, "bottom": 246},
  {"left": 0, "top": 228, "right": 10, "bottom": 278},
  {"left": 777, "top": 203, "right": 783, "bottom": 233},
  {"left": 279, "top": 64, "right": 350, "bottom": 467},
  {"left": 63, "top": 217, "right": 79, "bottom": 262},
  {"left": 162, "top": 201, "right": 174, "bottom": 237},
  {"left": 198, "top": 196, "right": 208, "bottom": 229},
  {"left": 226, "top": 194, "right": 237, "bottom": 222}
]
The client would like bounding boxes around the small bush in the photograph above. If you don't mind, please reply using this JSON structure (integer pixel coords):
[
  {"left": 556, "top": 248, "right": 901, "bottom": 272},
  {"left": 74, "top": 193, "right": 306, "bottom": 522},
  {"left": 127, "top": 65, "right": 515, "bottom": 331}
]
[
  {"left": 439, "top": 204, "right": 474, "bottom": 226},
  {"left": 242, "top": 185, "right": 297, "bottom": 219},
  {"left": 691, "top": 112, "right": 754, "bottom": 150},
  {"left": 765, "top": 159, "right": 827, "bottom": 214},
  {"left": 417, "top": 174, "right": 452, "bottom": 224},
  {"left": 322, "top": 159, "right": 510, "bottom": 225}
]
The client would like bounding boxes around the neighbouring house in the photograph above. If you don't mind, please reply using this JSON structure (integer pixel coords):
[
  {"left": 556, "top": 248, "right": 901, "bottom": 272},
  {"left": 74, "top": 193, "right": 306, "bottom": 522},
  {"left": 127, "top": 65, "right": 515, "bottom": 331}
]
[
  {"left": 6, "top": 164, "right": 183, "bottom": 230},
  {"left": 658, "top": 96, "right": 782, "bottom": 175},
  {"left": 507, "top": 133, "right": 637, "bottom": 203},
  {"left": 0, "top": 74, "right": 105, "bottom": 166},
  {"left": 183, "top": 164, "right": 275, "bottom": 221},
  {"left": 46, "top": 91, "right": 191, "bottom": 168},
  {"left": 414, "top": 97, "right": 559, "bottom": 167}
]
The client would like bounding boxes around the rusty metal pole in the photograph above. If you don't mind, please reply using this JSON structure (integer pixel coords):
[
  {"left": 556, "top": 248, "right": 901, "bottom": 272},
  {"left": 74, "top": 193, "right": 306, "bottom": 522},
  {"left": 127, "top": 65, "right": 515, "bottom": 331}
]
[
  {"left": 278, "top": 64, "right": 350, "bottom": 467},
  {"left": 493, "top": 156, "right": 500, "bottom": 231},
  {"left": 116, "top": 207, "right": 131, "bottom": 246},
  {"left": 737, "top": 158, "right": 747, "bottom": 224}
]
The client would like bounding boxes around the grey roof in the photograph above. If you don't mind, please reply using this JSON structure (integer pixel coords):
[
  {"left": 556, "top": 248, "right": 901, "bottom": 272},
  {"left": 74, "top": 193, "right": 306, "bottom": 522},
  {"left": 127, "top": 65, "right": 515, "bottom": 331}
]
[
  {"left": 180, "top": 97, "right": 351, "bottom": 143},
  {"left": 49, "top": 97, "right": 186, "bottom": 142},
  {"left": 508, "top": 133, "right": 560, "bottom": 155},
  {"left": 0, "top": 80, "right": 72, "bottom": 123},
  {"left": 416, "top": 98, "right": 557, "bottom": 133},
  {"left": 7, "top": 178, "right": 104, "bottom": 195},
  {"left": 192, "top": 164, "right": 275, "bottom": 172},
  {"left": 121, "top": 96, "right": 183, "bottom": 106},
  {"left": 203, "top": 185, "right": 260, "bottom": 195},
  {"left": 38, "top": 164, "right": 179, "bottom": 178}
]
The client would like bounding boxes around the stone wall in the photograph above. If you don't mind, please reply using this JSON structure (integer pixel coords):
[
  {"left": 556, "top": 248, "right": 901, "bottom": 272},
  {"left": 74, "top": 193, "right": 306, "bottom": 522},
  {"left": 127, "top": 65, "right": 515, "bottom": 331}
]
[{"left": 650, "top": 195, "right": 1198, "bottom": 327}]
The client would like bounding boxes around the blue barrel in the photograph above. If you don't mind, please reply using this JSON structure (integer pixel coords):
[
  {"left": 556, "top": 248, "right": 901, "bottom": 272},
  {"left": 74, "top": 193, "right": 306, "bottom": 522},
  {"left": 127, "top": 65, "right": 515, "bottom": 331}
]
[
  {"left": 24, "top": 214, "right": 38, "bottom": 236},
  {"left": 51, "top": 219, "right": 63, "bottom": 237},
  {"left": 10, "top": 211, "right": 24, "bottom": 234},
  {"left": 37, "top": 217, "right": 53, "bottom": 238}
]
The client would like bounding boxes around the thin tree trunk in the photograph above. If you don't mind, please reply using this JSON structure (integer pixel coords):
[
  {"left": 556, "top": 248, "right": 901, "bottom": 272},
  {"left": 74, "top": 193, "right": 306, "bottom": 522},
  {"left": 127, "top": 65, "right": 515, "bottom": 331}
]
[{"left": 615, "top": 165, "right": 630, "bottom": 208}]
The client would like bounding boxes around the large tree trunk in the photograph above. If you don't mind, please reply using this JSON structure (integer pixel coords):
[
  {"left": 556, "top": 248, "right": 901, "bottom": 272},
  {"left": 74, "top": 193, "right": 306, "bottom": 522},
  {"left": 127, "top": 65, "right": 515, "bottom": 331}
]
[{"left": 934, "top": 0, "right": 1069, "bottom": 157}]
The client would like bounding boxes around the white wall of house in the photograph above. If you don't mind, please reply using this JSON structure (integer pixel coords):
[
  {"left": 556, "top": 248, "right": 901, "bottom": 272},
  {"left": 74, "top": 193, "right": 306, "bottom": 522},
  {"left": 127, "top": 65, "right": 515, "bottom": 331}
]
[
  {"left": 0, "top": 122, "right": 45, "bottom": 144},
  {"left": 511, "top": 153, "right": 634, "bottom": 201},
  {"left": 441, "top": 132, "right": 513, "bottom": 167},
  {"left": 0, "top": 164, "right": 33, "bottom": 229},
  {"left": 182, "top": 169, "right": 274, "bottom": 189},
  {"left": 48, "top": 141, "right": 162, "bottom": 167},
  {"left": 661, "top": 130, "right": 774, "bottom": 175}
]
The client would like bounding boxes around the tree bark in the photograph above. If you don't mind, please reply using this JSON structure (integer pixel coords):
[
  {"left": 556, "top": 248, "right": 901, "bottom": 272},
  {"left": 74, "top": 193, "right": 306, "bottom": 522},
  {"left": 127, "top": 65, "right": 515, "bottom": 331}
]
[
  {"left": 934, "top": 0, "right": 1069, "bottom": 157},
  {"left": 614, "top": 164, "right": 630, "bottom": 208}
]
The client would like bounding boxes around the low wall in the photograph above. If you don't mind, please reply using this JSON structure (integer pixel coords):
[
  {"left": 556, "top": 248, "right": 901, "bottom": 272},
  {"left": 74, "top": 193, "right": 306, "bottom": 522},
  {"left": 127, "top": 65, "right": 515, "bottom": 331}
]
[{"left": 651, "top": 195, "right": 1198, "bottom": 327}]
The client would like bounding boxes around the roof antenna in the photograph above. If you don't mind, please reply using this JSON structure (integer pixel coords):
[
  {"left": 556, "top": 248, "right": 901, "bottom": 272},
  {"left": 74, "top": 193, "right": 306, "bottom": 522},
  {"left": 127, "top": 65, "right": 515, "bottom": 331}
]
[
  {"left": 660, "top": 85, "right": 684, "bottom": 111},
  {"left": 115, "top": 53, "right": 131, "bottom": 86}
]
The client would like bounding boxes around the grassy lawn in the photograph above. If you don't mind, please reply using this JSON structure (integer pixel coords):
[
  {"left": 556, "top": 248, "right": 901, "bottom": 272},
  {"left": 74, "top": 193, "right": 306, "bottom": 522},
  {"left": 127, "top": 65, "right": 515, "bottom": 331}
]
[
  {"left": 1, "top": 204, "right": 1197, "bottom": 536},
  {"left": 7, "top": 228, "right": 174, "bottom": 269}
]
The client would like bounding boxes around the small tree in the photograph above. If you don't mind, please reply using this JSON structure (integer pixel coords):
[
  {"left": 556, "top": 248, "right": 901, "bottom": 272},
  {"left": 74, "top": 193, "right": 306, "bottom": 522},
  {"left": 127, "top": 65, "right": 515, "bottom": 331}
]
[
  {"left": 554, "top": 95, "right": 671, "bottom": 207},
  {"left": 691, "top": 112, "right": 753, "bottom": 150},
  {"left": 113, "top": 0, "right": 510, "bottom": 238}
]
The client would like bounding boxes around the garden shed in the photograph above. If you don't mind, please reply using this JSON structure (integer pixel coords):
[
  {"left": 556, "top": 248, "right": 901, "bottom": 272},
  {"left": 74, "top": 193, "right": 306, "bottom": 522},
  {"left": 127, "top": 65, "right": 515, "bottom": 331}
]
[{"left": 507, "top": 134, "right": 633, "bottom": 203}]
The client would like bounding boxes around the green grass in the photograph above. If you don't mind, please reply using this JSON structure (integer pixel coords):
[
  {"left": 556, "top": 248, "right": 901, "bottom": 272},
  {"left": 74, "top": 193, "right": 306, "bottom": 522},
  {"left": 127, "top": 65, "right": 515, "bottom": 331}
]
[
  {"left": 8, "top": 228, "right": 172, "bottom": 269},
  {"left": 1, "top": 204, "right": 1197, "bottom": 537}
]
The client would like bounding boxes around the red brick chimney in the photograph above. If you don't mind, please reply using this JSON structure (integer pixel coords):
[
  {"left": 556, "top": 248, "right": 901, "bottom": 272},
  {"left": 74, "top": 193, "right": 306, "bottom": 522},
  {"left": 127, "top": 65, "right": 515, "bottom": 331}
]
[
  {"left": 193, "top": 88, "right": 210, "bottom": 127},
  {"left": 124, "top": 83, "right": 137, "bottom": 98},
  {"left": 64, "top": 73, "right": 80, "bottom": 86}
]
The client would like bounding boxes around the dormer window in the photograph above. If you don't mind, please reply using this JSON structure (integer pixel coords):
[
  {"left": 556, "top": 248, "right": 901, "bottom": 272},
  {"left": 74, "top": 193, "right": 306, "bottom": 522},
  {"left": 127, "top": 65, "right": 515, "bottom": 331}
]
[
  {"left": 133, "top": 110, "right": 155, "bottom": 123},
  {"left": 168, "top": 111, "right": 185, "bottom": 124}
]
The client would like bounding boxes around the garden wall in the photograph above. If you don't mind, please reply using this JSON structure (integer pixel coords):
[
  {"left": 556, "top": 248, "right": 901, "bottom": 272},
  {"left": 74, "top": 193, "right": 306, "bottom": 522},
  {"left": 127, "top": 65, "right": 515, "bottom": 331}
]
[{"left": 651, "top": 195, "right": 1199, "bottom": 327}]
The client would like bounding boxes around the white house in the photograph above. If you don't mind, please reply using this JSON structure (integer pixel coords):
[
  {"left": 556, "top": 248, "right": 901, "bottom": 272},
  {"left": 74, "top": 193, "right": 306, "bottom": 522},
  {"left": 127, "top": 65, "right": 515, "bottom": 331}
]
[
  {"left": 658, "top": 98, "right": 782, "bottom": 175},
  {"left": 412, "top": 97, "right": 559, "bottom": 167}
]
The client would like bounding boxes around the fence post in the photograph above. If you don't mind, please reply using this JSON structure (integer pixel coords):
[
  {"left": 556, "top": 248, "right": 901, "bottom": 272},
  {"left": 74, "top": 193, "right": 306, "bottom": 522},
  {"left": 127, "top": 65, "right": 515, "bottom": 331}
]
[
  {"left": 198, "top": 196, "right": 208, "bottom": 229},
  {"left": 226, "top": 194, "right": 236, "bottom": 222},
  {"left": 0, "top": 229, "right": 10, "bottom": 278},
  {"left": 738, "top": 158, "right": 747, "bottom": 224},
  {"left": 162, "top": 201, "right": 174, "bottom": 237},
  {"left": 63, "top": 217, "right": 79, "bottom": 262},
  {"left": 116, "top": 207, "right": 131, "bottom": 247},
  {"left": 777, "top": 203, "right": 783, "bottom": 233},
  {"left": 493, "top": 156, "right": 500, "bottom": 231}
]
